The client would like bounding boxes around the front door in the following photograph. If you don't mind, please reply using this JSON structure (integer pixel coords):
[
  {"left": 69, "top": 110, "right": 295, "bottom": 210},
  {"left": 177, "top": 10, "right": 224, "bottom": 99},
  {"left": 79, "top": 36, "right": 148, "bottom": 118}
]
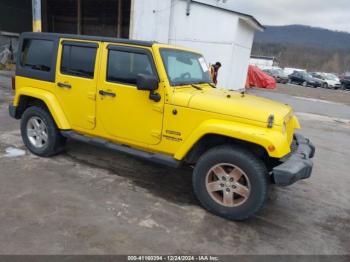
[
  {"left": 55, "top": 40, "right": 100, "bottom": 130},
  {"left": 97, "top": 44, "right": 164, "bottom": 145}
]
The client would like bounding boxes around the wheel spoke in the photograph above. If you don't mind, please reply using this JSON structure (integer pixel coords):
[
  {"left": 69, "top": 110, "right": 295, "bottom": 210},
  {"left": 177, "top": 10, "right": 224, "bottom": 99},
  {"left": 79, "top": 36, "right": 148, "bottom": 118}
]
[
  {"left": 223, "top": 191, "right": 234, "bottom": 206},
  {"left": 234, "top": 183, "right": 249, "bottom": 198},
  {"left": 229, "top": 168, "right": 243, "bottom": 181},
  {"left": 33, "top": 118, "right": 41, "bottom": 129},
  {"left": 41, "top": 131, "right": 48, "bottom": 142},
  {"left": 35, "top": 136, "right": 43, "bottom": 147},
  {"left": 213, "top": 166, "right": 227, "bottom": 178},
  {"left": 27, "top": 129, "right": 36, "bottom": 138},
  {"left": 207, "top": 181, "right": 223, "bottom": 192},
  {"left": 39, "top": 124, "right": 45, "bottom": 132}
]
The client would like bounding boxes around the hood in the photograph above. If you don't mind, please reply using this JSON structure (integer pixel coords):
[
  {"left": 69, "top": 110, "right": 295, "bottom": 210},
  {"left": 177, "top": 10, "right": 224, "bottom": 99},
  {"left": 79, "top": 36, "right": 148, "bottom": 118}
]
[
  {"left": 171, "top": 88, "right": 292, "bottom": 126},
  {"left": 325, "top": 79, "right": 340, "bottom": 85}
]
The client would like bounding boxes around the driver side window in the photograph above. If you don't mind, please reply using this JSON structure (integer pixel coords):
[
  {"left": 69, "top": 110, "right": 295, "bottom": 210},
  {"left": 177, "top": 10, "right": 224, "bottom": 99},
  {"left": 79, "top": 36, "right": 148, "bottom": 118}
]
[{"left": 107, "top": 49, "right": 155, "bottom": 86}]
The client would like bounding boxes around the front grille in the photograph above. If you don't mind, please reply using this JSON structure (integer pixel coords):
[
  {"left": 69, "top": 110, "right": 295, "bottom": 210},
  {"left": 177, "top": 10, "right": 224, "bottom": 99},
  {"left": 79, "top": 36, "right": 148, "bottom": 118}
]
[
  {"left": 290, "top": 137, "right": 298, "bottom": 153},
  {"left": 286, "top": 119, "right": 294, "bottom": 146}
]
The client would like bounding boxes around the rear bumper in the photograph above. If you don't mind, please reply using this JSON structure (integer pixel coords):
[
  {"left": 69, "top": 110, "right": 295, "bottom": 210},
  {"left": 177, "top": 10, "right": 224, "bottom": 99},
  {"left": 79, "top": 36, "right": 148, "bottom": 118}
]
[
  {"left": 9, "top": 105, "right": 17, "bottom": 119},
  {"left": 273, "top": 134, "right": 315, "bottom": 186}
]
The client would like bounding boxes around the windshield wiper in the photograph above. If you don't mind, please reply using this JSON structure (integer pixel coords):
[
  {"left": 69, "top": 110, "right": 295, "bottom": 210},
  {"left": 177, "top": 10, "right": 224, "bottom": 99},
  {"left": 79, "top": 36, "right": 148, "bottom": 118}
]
[
  {"left": 195, "top": 81, "right": 217, "bottom": 88},
  {"left": 191, "top": 84, "right": 203, "bottom": 90}
]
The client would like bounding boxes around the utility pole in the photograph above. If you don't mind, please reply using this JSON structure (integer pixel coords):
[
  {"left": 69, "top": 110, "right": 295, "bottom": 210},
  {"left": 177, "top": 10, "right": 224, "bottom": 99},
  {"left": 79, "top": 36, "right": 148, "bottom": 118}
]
[
  {"left": 186, "top": 0, "right": 191, "bottom": 16},
  {"left": 77, "top": 0, "right": 82, "bottom": 34},
  {"left": 117, "top": 0, "right": 122, "bottom": 38},
  {"left": 32, "top": 0, "right": 42, "bottom": 32}
]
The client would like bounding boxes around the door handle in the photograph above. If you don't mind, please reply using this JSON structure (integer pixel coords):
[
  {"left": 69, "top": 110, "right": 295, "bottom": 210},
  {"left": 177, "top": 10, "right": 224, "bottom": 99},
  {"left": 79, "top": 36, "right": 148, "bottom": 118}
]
[
  {"left": 57, "top": 82, "right": 72, "bottom": 89},
  {"left": 99, "top": 90, "right": 116, "bottom": 97}
]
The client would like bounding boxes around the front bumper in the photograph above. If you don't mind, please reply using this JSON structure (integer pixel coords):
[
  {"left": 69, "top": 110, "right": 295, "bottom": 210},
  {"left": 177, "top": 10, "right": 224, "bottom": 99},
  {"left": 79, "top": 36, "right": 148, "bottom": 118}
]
[
  {"left": 273, "top": 134, "right": 315, "bottom": 186},
  {"left": 310, "top": 82, "right": 321, "bottom": 87}
]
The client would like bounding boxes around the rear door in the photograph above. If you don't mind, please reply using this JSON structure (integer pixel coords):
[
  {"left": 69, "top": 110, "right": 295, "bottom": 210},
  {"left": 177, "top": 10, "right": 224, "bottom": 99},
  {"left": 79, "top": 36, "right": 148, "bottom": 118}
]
[
  {"left": 294, "top": 72, "right": 302, "bottom": 84},
  {"left": 55, "top": 40, "right": 100, "bottom": 130}
]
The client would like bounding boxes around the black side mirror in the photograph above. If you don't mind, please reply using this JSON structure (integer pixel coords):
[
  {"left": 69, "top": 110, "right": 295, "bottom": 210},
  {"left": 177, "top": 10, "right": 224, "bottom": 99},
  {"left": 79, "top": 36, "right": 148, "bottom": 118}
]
[
  {"left": 136, "top": 74, "right": 161, "bottom": 102},
  {"left": 136, "top": 74, "right": 159, "bottom": 91}
]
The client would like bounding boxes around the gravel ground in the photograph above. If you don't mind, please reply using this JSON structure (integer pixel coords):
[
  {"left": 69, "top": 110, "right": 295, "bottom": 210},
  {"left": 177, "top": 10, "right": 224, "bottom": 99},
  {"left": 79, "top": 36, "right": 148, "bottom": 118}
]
[{"left": 0, "top": 74, "right": 349, "bottom": 255}]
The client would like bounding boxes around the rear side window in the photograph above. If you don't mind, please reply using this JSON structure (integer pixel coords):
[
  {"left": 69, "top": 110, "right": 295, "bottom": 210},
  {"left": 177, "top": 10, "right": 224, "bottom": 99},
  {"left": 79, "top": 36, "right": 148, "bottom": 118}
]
[
  {"left": 107, "top": 50, "right": 155, "bottom": 85},
  {"left": 61, "top": 45, "right": 97, "bottom": 79},
  {"left": 21, "top": 39, "right": 54, "bottom": 72}
]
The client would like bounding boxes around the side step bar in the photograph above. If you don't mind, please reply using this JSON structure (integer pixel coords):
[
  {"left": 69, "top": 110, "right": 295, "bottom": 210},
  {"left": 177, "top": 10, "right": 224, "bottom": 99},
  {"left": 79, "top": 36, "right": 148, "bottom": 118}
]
[{"left": 61, "top": 131, "right": 181, "bottom": 168}]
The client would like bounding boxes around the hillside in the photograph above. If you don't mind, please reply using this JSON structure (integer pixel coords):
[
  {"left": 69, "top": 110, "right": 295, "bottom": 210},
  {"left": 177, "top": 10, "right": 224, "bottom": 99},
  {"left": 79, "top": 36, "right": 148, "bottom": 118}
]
[
  {"left": 254, "top": 25, "right": 350, "bottom": 50},
  {"left": 252, "top": 25, "right": 350, "bottom": 73}
]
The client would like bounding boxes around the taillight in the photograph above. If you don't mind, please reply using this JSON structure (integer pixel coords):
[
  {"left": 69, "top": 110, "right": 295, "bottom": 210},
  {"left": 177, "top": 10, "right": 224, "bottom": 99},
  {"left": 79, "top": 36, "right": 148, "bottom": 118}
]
[{"left": 11, "top": 76, "right": 16, "bottom": 90}]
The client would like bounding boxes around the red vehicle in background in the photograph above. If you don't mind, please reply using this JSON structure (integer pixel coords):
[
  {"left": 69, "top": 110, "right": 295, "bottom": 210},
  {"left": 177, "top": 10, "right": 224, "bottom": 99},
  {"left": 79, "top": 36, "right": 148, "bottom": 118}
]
[{"left": 246, "top": 65, "right": 276, "bottom": 89}]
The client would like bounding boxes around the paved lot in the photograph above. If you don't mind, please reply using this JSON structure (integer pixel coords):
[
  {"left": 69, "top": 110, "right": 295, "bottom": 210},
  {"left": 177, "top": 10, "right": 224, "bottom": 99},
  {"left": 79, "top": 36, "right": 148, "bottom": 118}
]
[
  {"left": 0, "top": 76, "right": 349, "bottom": 255},
  {"left": 255, "top": 83, "right": 350, "bottom": 106}
]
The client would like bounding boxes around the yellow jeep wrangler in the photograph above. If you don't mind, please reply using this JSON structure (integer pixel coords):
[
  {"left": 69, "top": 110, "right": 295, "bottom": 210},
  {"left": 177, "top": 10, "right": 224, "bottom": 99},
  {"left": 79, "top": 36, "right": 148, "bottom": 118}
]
[{"left": 9, "top": 32, "right": 315, "bottom": 220}]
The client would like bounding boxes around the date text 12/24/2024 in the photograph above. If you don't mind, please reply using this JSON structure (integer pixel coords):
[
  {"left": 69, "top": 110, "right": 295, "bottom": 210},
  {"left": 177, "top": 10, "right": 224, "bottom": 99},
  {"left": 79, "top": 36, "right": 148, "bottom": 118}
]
[{"left": 127, "top": 256, "right": 220, "bottom": 261}]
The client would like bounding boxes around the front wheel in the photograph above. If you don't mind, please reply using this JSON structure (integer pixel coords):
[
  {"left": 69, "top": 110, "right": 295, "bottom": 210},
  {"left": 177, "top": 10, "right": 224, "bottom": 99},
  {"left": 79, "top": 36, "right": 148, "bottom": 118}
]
[{"left": 193, "top": 145, "right": 268, "bottom": 221}]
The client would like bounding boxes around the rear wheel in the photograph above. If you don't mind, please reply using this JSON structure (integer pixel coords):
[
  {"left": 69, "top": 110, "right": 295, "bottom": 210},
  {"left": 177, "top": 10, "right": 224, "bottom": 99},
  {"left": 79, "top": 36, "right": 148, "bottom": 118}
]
[
  {"left": 322, "top": 83, "right": 328, "bottom": 89},
  {"left": 302, "top": 81, "right": 307, "bottom": 87},
  {"left": 21, "top": 106, "right": 66, "bottom": 157},
  {"left": 193, "top": 145, "right": 268, "bottom": 221}
]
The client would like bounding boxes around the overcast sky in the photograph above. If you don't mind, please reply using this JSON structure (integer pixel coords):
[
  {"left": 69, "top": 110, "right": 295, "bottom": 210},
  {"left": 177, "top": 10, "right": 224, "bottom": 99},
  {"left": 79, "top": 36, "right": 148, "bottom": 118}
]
[{"left": 216, "top": 0, "right": 350, "bottom": 33}]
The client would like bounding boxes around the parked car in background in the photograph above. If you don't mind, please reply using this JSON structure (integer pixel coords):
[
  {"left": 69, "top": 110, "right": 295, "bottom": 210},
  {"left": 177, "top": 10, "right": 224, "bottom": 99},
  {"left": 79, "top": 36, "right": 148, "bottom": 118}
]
[
  {"left": 284, "top": 67, "right": 306, "bottom": 76},
  {"left": 340, "top": 75, "right": 350, "bottom": 90},
  {"left": 311, "top": 72, "right": 341, "bottom": 89},
  {"left": 289, "top": 71, "right": 322, "bottom": 88},
  {"left": 263, "top": 68, "right": 289, "bottom": 84}
]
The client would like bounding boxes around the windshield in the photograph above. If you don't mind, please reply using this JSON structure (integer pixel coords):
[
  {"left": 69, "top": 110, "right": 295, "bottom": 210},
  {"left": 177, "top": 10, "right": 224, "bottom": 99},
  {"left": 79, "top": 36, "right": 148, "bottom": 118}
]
[
  {"left": 325, "top": 73, "right": 338, "bottom": 80},
  {"left": 160, "top": 48, "right": 213, "bottom": 86},
  {"left": 299, "top": 72, "right": 311, "bottom": 78},
  {"left": 274, "top": 69, "right": 287, "bottom": 76}
]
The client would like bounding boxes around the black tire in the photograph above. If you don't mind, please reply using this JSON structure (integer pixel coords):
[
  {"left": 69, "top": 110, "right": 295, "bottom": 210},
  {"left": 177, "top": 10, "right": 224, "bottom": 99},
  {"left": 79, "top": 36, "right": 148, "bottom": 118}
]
[
  {"left": 21, "top": 106, "right": 66, "bottom": 157},
  {"left": 193, "top": 145, "right": 268, "bottom": 221}
]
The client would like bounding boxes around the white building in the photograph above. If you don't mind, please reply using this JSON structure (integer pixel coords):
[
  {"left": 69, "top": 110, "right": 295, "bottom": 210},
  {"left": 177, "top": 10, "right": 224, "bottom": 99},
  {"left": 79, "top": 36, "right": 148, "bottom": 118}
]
[
  {"left": 131, "top": 0, "right": 264, "bottom": 89},
  {"left": 6, "top": 0, "right": 263, "bottom": 90},
  {"left": 250, "top": 55, "right": 276, "bottom": 70}
]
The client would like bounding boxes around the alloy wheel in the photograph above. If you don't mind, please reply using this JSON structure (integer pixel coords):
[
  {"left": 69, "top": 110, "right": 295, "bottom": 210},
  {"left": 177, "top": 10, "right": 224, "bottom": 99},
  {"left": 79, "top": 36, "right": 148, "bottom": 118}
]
[
  {"left": 205, "top": 163, "right": 251, "bottom": 207},
  {"left": 26, "top": 116, "right": 48, "bottom": 149}
]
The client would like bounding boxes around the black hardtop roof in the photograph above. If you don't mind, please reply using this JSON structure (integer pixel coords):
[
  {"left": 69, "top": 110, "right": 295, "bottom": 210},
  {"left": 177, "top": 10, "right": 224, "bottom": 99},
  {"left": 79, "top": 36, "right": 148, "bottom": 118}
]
[{"left": 20, "top": 32, "right": 157, "bottom": 47}]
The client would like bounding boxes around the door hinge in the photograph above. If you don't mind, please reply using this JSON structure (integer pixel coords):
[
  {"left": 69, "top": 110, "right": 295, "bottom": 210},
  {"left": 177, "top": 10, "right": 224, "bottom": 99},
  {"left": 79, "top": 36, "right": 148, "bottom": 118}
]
[
  {"left": 87, "top": 116, "right": 96, "bottom": 125},
  {"left": 87, "top": 92, "right": 96, "bottom": 101},
  {"left": 151, "top": 130, "right": 161, "bottom": 139},
  {"left": 153, "top": 104, "right": 164, "bottom": 113}
]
